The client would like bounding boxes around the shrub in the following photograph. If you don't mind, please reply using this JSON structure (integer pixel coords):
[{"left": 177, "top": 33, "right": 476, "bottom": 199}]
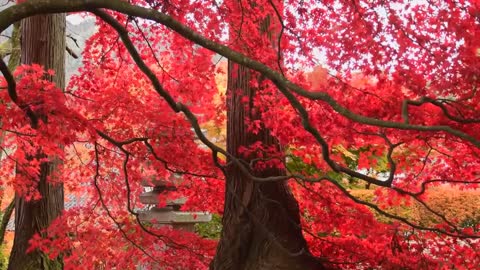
[
  {"left": 195, "top": 214, "right": 222, "bottom": 239},
  {"left": 351, "top": 186, "right": 480, "bottom": 228}
]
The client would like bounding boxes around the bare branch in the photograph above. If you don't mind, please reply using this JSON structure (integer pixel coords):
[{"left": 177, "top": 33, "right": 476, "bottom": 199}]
[
  {"left": 92, "top": 142, "right": 163, "bottom": 266},
  {"left": 66, "top": 45, "right": 78, "bottom": 59}
]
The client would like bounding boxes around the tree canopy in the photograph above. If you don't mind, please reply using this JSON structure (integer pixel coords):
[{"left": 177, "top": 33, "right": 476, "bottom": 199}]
[{"left": 0, "top": 0, "right": 480, "bottom": 269}]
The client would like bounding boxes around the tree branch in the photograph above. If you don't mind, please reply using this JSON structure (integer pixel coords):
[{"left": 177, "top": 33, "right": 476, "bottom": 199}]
[
  {"left": 0, "top": 0, "right": 479, "bottom": 147},
  {"left": 0, "top": 0, "right": 479, "bottom": 188},
  {"left": 0, "top": 57, "right": 39, "bottom": 127}
]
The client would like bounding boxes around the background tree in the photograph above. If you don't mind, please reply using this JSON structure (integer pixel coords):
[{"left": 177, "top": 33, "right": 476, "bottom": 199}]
[
  {"left": 212, "top": 1, "right": 322, "bottom": 269},
  {"left": 7, "top": 13, "right": 66, "bottom": 270}
]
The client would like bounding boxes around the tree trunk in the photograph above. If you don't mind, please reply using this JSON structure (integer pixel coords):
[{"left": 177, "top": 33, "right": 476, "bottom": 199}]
[
  {"left": 8, "top": 14, "right": 66, "bottom": 270},
  {"left": 0, "top": 199, "right": 14, "bottom": 246},
  {"left": 211, "top": 2, "right": 324, "bottom": 268},
  {"left": 211, "top": 55, "right": 325, "bottom": 270}
]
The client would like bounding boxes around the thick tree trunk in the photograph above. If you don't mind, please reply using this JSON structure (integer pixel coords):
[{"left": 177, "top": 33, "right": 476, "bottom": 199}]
[
  {"left": 211, "top": 61, "right": 325, "bottom": 269},
  {"left": 0, "top": 199, "right": 14, "bottom": 246},
  {"left": 212, "top": 2, "right": 324, "bottom": 268},
  {"left": 8, "top": 14, "right": 66, "bottom": 270}
]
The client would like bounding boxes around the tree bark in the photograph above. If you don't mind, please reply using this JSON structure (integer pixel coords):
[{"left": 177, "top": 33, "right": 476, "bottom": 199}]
[
  {"left": 211, "top": 63, "right": 324, "bottom": 270},
  {"left": 8, "top": 14, "right": 66, "bottom": 270},
  {"left": 211, "top": 8, "right": 326, "bottom": 266}
]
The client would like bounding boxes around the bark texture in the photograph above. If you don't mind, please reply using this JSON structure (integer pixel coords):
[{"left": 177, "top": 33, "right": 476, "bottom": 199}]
[
  {"left": 211, "top": 64, "right": 325, "bottom": 270},
  {"left": 211, "top": 2, "right": 325, "bottom": 268},
  {"left": 8, "top": 14, "right": 66, "bottom": 270}
]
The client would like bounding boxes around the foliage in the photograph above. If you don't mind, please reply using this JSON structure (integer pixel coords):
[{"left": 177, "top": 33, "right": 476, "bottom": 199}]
[
  {"left": 0, "top": 249, "right": 6, "bottom": 270},
  {"left": 195, "top": 214, "right": 223, "bottom": 239},
  {"left": 0, "top": 0, "right": 480, "bottom": 269},
  {"left": 352, "top": 188, "right": 480, "bottom": 229}
]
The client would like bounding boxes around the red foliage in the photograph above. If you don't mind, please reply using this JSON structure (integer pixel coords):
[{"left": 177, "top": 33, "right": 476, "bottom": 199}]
[{"left": 1, "top": 0, "right": 480, "bottom": 269}]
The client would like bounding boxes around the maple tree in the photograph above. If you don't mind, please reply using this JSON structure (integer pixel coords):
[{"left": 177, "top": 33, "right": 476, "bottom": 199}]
[
  {"left": 0, "top": 18, "right": 19, "bottom": 259},
  {"left": 0, "top": 0, "right": 479, "bottom": 269}
]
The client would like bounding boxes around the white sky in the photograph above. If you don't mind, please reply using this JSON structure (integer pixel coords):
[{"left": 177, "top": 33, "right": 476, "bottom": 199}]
[{"left": 67, "top": 14, "right": 91, "bottom": 25}]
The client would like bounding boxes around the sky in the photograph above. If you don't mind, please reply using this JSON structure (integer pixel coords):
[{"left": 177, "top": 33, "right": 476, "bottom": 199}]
[{"left": 67, "top": 13, "right": 91, "bottom": 25}]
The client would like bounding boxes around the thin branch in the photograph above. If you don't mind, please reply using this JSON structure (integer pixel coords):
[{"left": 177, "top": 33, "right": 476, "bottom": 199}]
[
  {"left": 67, "top": 34, "right": 80, "bottom": 48},
  {"left": 144, "top": 140, "right": 220, "bottom": 179},
  {"left": 413, "top": 147, "right": 432, "bottom": 178},
  {"left": 402, "top": 96, "right": 480, "bottom": 124},
  {"left": 93, "top": 142, "right": 163, "bottom": 266},
  {"left": 1, "top": 1, "right": 479, "bottom": 148},
  {"left": 0, "top": 57, "right": 39, "bottom": 127},
  {"left": 91, "top": 9, "right": 291, "bottom": 183},
  {"left": 298, "top": 176, "right": 480, "bottom": 239},
  {"left": 266, "top": 0, "right": 285, "bottom": 76},
  {"left": 66, "top": 45, "right": 79, "bottom": 59},
  {"left": 132, "top": 18, "right": 180, "bottom": 83},
  {"left": 1, "top": 0, "right": 479, "bottom": 187}
]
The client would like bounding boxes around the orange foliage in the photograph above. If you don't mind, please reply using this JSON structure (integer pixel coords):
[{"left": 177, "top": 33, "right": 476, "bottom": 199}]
[
  {"left": 351, "top": 186, "right": 480, "bottom": 227},
  {"left": 2, "top": 232, "right": 14, "bottom": 255},
  {"left": 416, "top": 187, "right": 480, "bottom": 226},
  {"left": 307, "top": 66, "right": 329, "bottom": 90}
]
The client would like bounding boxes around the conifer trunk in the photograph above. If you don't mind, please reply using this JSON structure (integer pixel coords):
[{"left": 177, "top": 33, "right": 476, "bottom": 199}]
[
  {"left": 8, "top": 14, "right": 66, "bottom": 270},
  {"left": 211, "top": 5, "right": 325, "bottom": 267}
]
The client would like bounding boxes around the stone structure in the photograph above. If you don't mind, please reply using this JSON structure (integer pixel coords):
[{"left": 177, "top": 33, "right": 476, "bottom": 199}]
[{"left": 139, "top": 178, "right": 211, "bottom": 231}]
